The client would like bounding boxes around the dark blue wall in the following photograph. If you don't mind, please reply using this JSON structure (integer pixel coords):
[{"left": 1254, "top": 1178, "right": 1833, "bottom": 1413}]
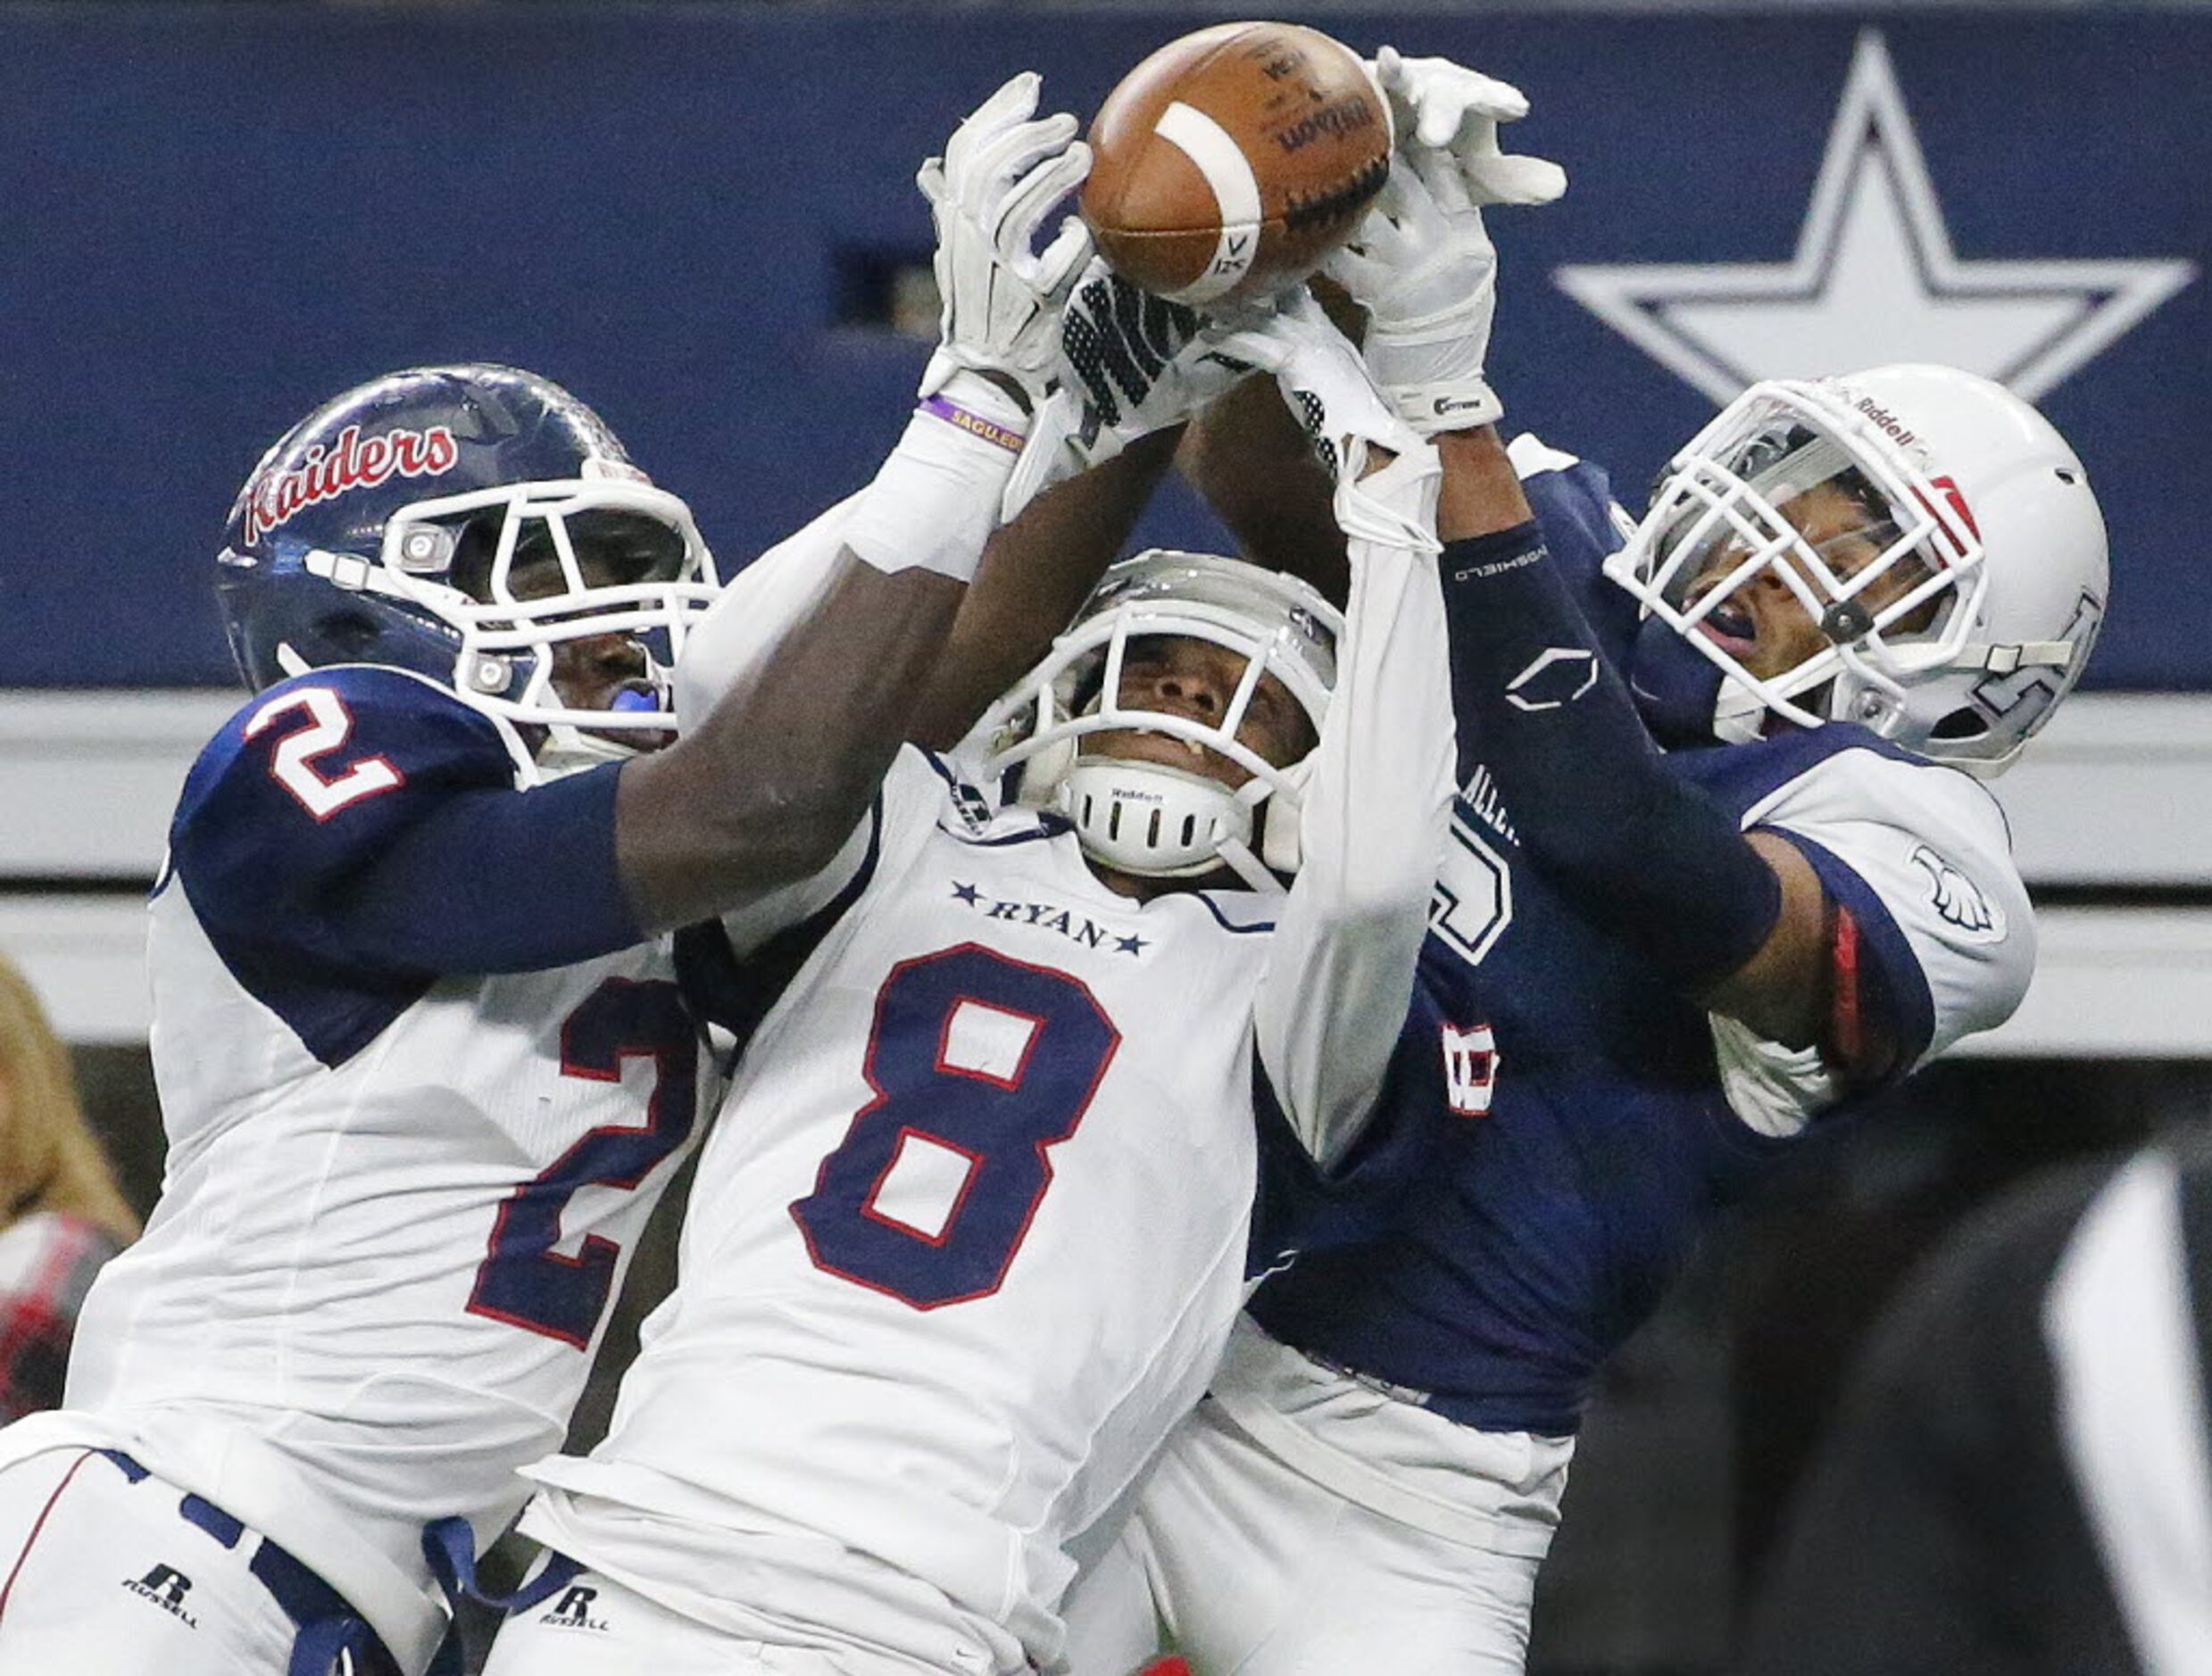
[{"left": 2, "top": 6, "right": 2203, "bottom": 686}]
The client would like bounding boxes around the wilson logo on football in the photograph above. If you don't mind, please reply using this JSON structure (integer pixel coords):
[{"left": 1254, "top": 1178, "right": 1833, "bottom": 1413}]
[{"left": 241, "top": 423, "right": 461, "bottom": 544}]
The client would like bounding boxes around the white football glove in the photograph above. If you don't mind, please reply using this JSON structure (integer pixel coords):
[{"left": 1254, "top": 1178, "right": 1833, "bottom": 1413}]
[
  {"left": 1324, "top": 152, "right": 1504, "bottom": 433},
  {"left": 1212, "top": 289, "right": 1441, "bottom": 556},
  {"left": 1002, "top": 258, "right": 1258, "bottom": 519},
  {"left": 1370, "top": 46, "right": 1568, "bottom": 209},
  {"left": 916, "top": 72, "right": 1094, "bottom": 411}
]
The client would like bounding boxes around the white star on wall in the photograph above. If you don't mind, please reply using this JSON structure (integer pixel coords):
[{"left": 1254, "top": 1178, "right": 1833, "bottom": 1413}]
[{"left": 1554, "top": 31, "right": 2196, "bottom": 403}]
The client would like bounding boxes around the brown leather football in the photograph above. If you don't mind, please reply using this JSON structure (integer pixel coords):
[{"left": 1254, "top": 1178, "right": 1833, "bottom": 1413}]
[{"left": 1080, "top": 21, "right": 1392, "bottom": 305}]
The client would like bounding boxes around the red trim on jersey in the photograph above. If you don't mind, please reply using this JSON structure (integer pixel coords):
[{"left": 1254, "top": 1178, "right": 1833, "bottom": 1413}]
[
  {"left": 1828, "top": 902, "right": 1866, "bottom": 1073},
  {"left": 0, "top": 1449, "right": 96, "bottom": 1623}
]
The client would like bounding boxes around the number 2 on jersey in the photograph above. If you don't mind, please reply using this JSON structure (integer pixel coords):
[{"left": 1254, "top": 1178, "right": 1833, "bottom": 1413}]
[
  {"left": 793, "top": 943, "right": 1120, "bottom": 1310},
  {"left": 245, "top": 685, "right": 404, "bottom": 820},
  {"left": 468, "top": 978, "right": 699, "bottom": 1349}
]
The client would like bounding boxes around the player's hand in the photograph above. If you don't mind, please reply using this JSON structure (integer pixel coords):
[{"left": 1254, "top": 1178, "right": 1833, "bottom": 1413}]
[
  {"left": 1323, "top": 151, "right": 1502, "bottom": 434},
  {"left": 1002, "top": 259, "right": 1255, "bottom": 519},
  {"left": 1370, "top": 46, "right": 1568, "bottom": 209},
  {"left": 917, "top": 72, "right": 1094, "bottom": 411},
  {"left": 1213, "top": 289, "right": 1441, "bottom": 554}
]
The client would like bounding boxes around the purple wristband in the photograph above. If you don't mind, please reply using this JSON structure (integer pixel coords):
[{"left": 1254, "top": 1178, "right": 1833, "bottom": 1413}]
[{"left": 919, "top": 394, "right": 1027, "bottom": 455}]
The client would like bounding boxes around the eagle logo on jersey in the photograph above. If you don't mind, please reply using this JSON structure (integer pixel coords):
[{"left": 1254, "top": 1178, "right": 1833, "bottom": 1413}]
[{"left": 1911, "top": 844, "right": 2004, "bottom": 940}]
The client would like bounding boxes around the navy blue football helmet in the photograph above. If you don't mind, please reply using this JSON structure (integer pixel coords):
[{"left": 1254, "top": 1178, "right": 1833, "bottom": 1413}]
[{"left": 216, "top": 364, "right": 719, "bottom": 759}]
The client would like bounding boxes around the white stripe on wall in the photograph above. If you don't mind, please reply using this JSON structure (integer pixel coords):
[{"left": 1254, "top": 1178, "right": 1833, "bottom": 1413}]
[{"left": 4, "top": 690, "right": 2211, "bottom": 1049}]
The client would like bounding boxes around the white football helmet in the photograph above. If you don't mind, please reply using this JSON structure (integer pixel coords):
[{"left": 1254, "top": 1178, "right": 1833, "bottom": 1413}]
[
  {"left": 977, "top": 550, "right": 1341, "bottom": 891},
  {"left": 1606, "top": 364, "right": 2108, "bottom": 776}
]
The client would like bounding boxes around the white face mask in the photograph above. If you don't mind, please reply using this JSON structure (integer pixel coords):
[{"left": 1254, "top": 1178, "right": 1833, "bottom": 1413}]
[
  {"left": 977, "top": 551, "right": 1340, "bottom": 890},
  {"left": 1609, "top": 379, "right": 1984, "bottom": 736}
]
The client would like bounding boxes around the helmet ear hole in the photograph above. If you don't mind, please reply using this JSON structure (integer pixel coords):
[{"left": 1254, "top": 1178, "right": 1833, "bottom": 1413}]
[
  {"left": 321, "top": 610, "right": 384, "bottom": 660},
  {"left": 1930, "top": 706, "right": 1991, "bottom": 743}
]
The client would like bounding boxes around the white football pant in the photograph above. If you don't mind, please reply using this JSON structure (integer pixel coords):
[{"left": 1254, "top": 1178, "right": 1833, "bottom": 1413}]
[
  {"left": 1062, "top": 1373, "right": 1569, "bottom": 1676},
  {"left": 0, "top": 1445, "right": 385, "bottom": 1675}
]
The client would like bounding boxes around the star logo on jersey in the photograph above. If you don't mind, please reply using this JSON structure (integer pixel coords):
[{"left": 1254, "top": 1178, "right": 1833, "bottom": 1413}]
[
  {"left": 948, "top": 883, "right": 1149, "bottom": 958},
  {"left": 1554, "top": 31, "right": 2196, "bottom": 402}
]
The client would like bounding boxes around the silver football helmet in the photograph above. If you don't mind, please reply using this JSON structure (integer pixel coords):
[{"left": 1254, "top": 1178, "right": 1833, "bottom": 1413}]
[
  {"left": 978, "top": 550, "right": 1341, "bottom": 891},
  {"left": 1606, "top": 364, "right": 2108, "bottom": 776}
]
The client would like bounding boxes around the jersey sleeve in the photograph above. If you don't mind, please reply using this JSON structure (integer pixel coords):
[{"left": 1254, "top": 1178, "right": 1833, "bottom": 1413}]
[
  {"left": 1255, "top": 459, "right": 1457, "bottom": 1172},
  {"left": 171, "top": 666, "right": 639, "bottom": 982},
  {"left": 674, "top": 491, "right": 864, "bottom": 730},
  {"left": 1715, "top": 749, "right": 2035, "bottom": 1134}
]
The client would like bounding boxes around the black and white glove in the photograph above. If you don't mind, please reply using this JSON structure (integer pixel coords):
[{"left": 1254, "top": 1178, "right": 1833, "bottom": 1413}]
[
  {"left": 1002, "top": 259, "right": 1257, "bottom": 519},
  {"left": 916, "top": 71, "right": 1094, "bottom": 413},
  {"left": 1326, "top": 48, "right": 1567, "bottom": 435}
]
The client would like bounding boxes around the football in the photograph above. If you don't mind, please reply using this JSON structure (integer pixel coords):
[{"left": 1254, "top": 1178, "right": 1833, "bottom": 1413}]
[{"left": 1080, "top": 21, "right": 1392, "bottom": 306}]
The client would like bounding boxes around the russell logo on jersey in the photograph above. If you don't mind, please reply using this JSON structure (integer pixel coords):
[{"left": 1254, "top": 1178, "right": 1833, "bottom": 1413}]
[
  {"left": 119, "top": 1563, "right": 198, "bottom": 1629},
  {"left": 536, "top": 1582, "right": 613, "bottom": 1634}
]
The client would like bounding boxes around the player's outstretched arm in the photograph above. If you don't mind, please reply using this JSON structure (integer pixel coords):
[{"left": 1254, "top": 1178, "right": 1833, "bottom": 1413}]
[
  {"left": 618, "top": 73, "right": 1090, "bottom": 931},
  {"left": 1310, "top": 103, "right": 1870, "bottom": 1066},
  {"left": 907, "top": 261, "right": 1278, "bottom": 748},
  {"left": 1216, "top": 297, "right": 1456, "bottom": 1169}
]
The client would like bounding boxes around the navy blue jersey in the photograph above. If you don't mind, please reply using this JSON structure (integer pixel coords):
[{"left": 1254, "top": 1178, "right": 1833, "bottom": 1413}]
[{"left": 1248, "top": 452, "right": 2025, "bottom": 1437}]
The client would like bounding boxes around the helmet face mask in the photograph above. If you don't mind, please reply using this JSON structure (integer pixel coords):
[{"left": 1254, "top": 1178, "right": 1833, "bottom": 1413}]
[
  {"left": 978, "top": 551, "right": 1341, "bottom": 889},
  {"left": 216, "top": 366, "right": 719, "bottom": 769},
  {"left": 1607, "top": 365, "right": 2108, "bottom": 775}
]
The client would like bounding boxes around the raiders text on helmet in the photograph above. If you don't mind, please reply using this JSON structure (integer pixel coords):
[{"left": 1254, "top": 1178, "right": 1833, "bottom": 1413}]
[{"left": 216, "top": 364, "right": 720, "bottom": 771}]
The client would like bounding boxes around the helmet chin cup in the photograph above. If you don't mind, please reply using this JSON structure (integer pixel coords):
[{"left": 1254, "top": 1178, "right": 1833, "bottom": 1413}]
[{"left": 1060, "top": 758, "right": 1257, "bottom": 879}]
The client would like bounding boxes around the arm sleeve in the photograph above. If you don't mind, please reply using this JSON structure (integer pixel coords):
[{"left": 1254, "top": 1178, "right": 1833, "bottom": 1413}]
[
  {"left": 1436, "top": 523, "right": 1785, "bottom": 993},
  {"left": 674, "top": 492, "right": 863, "bottom": 728},
  {"left": 1253, "top": 461, "right": 1458, "bottom": 1171},
  {"left": 173, "top": 667, "right": 640, "bottom": 980}
]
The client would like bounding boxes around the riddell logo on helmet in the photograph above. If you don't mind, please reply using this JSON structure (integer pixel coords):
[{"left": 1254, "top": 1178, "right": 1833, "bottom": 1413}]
[
  {"left": 241, "top": 424, "right": 461, "bottom": 544},
  {"left": 1852, "top": 396, "right": 1921, "bottom": 452}
]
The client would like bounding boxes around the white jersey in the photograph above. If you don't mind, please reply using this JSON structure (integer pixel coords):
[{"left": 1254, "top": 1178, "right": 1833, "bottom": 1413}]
[
  {"left": 523, "top": 452, "right": 1459, "bottom": 1670},
  {"left": 13, "top": 666, "right": 711, "bottom": 1673},
  {"left": 526, "top": 752, "right": 1274, "bottom": 1667}
]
